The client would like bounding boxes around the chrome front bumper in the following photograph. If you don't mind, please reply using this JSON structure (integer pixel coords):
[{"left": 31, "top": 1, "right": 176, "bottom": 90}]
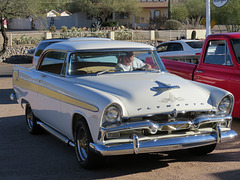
[
  {"left": 90, "top": 114, "right": 237, "bottom": 156},
  {"left": 90, "top": 130, "right": 237, "bottom": 156}
]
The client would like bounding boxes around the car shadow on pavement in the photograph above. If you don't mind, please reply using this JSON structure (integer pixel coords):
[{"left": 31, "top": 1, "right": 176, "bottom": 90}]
[
  {"left": 2, "top": 55, "right": 32, "bottom": 64},
  {"left": 212, "top": 170, "right": 240, "bottom": 180}
]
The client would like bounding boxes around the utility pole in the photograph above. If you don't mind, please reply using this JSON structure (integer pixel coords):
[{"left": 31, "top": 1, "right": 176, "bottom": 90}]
[
  {"left": 206, "top": 0, "right": 211, "bottom": 36},
  {"left": 168, "top": 0, "right": 171, "bottom": 19}
]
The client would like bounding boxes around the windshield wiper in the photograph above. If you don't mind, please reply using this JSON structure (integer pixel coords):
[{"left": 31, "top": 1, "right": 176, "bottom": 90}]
[{"left": 97, "top": 68, "right": 116, "bottom": 76}]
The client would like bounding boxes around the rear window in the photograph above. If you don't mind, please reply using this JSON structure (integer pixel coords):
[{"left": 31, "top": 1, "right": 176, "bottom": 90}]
[
  {"left": 35, "top": 41, "right": 61, "bottom": 56},
  {"left": 186, "top": 41, "right": 204, "bottom": 49}
]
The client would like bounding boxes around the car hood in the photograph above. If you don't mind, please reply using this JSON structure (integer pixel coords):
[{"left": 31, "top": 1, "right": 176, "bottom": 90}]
[{"left": 71, "top": 72, "right": 213, "bottom": 117}]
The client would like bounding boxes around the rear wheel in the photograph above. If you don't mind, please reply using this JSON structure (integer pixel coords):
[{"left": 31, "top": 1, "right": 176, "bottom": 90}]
[
  {"left": 189, "top": 144, "right": 216, "bottom": 155},
  {"left": 74, "top": 120, "right": 101, "bottom": 169},
  {"left": 25, "top": 103, "right": 42, "bottom": 135}
]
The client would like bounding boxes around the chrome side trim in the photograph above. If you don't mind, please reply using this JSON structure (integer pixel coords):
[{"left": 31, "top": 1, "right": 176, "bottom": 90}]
[
  {"left": 90, "top": 130, "right": 237, "bottom": 156},
  {"left": 37, "top": 121, "right": 74, "bottom": 147}
]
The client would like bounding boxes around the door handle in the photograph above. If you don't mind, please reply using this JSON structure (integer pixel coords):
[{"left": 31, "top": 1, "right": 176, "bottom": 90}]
[{"left": 196, "top": 70, "right": 204, "bottom": 73}]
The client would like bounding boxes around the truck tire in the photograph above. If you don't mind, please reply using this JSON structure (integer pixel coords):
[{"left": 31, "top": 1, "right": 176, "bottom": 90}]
[
  {"left": 189, "top": 144, "right": 216, "bottom": 155},
  {"left": 25, "top": 103, "right": 42, "bottom": 135},
  {"left": 74, "top": 120, "right": 102, "bottom": 169}
]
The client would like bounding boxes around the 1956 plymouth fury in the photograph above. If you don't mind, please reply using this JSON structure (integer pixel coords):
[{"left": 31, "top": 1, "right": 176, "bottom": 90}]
[{"left": 11, "top": 40, "right": 237, "bottom": 169}]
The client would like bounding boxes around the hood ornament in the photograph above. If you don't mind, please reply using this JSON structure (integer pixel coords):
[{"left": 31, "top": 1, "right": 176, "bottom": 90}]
[
  {"left": 172, "top": 109, "right": 178, "bottom": 118},
  {"left": 151, "top": 81, "right": 180, "bottom": 96},
  {"left": 161, "top": 93, "right": 184, "bottom": 103}
]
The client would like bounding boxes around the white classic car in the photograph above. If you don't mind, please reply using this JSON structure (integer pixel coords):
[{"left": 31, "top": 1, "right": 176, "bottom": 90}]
[{"left": 11, "top": 40, "right": 237, "bottom": 169}]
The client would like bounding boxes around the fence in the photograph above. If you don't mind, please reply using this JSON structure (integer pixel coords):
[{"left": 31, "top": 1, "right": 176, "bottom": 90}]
[{"left": 4, "top": 29, "right": 224, "bottom": 47}]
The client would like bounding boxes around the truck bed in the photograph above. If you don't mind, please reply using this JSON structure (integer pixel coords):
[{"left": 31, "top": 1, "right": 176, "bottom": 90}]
[{"left": 162, "top": 58, "right": 197, "bottom": 80}]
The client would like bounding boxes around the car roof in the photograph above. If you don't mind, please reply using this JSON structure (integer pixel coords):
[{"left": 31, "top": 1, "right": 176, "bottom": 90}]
[
  {"left": 160, "top": 39, "right": 203, "bottom": 44},
  {"left": 39, "top": 37, "right": 111, "bottom": 43},
  {"left": 44, "top": 40, "right": 155, "bottom": 51},
  {"left": 207, "top": 32, "right": 240, "bottom": 39}
]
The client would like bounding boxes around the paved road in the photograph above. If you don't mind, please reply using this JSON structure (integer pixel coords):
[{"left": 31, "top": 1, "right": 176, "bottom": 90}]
[{"left": 0, "top": 64, "right": 240, "bottom": 180}]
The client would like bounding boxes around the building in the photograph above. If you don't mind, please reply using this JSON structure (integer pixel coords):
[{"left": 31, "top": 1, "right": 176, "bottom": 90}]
[
  {"left": 8, "top": 1, "right": 171, "bottom": 30},
  {"left": 111, "top": 0, "right": 168, "bottom": 28},
  {"left": 136, "top": 0, "right": 168, "bottom": 28}
]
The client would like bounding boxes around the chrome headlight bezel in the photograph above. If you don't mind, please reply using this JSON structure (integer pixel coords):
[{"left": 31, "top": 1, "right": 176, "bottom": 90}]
[
  {"left": 217, "top": 95, "right": 234, "bottom": 115},
  {"left": 102, "top": 104, "right": 122, "bottom": 127}
]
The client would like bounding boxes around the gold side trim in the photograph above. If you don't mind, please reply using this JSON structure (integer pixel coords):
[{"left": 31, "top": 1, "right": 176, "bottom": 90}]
[{"left": 13, "top": 71, "right": 98, "bottom": 112}]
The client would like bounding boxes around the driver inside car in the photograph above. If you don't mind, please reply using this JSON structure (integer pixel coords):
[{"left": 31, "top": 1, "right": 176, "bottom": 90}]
[{"left": 115, "top": 51, "right": 151, "bottom": 71}]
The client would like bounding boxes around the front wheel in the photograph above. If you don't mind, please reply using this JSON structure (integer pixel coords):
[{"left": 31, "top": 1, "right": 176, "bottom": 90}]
[
  {"left": 25, "top": 103, "right": 42, "bottom": 135},
  {"left": 74, "top": 120, "right": 102, "bottom": 169},
  {"left": 189, "top": 144, "right": 217, "bottom": 155}
]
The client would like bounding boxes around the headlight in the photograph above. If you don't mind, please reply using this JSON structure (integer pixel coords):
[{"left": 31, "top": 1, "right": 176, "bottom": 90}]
[
  {"left": 103, "top": 104, "right": 122, "bottom": 127},
  {"left": 218, "top": 95, "right": 234, "bottom": 114}
]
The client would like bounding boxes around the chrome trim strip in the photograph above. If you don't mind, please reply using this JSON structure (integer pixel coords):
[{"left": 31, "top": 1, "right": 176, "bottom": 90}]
[
  {"left": 121, "top": 109, "right": 216, "bottom": 119},
  {"left": 90, "top": 130, "right": 237, "bottom": 156},
  {"left": 37, "top": 121, "right": 74, "bottom": 147}
]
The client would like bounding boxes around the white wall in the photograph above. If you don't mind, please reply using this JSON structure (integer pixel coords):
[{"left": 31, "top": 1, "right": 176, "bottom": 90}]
[
  {"left": 8, "top": 17, "right": 32, "bottom": 30},
  {"left": 8, "top": 12, "right": 94, "bottom": 30}
]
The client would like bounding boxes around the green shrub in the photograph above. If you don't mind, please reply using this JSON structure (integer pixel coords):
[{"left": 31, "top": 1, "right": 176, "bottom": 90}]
[
  {"left": 163, "top": 19, "right": 182, "bottom": 30},
  {"left": 13, "top": 34, "right": 40, "bottom": 45},
  {"left": 49, "top": 25, "right": 56, "bottom": 33},
  {"left": 114, "top": 30, "right": 132, "bottom": 40},
  {"left": 60, "top": 26, "right": 68, "bottom": 33},
  {"left": 102, "top": 21, "right": 119, "bottom": 27}
]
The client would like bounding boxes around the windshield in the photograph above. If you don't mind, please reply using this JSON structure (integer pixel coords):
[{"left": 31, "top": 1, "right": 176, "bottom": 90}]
[
  {"left": 67, "top": 50, "right": 165, "bottom": 76},
  {"left": 231, "top": 39, "right": 240, "bottom": 63}
]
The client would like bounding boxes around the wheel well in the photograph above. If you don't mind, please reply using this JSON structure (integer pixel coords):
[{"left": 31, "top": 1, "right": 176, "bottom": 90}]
[
  {"left": 20, "top": 99, "right": 28, "bottom": 109},
  {"left": 72, "top": 113, "right": 88, "bottom": 137}
]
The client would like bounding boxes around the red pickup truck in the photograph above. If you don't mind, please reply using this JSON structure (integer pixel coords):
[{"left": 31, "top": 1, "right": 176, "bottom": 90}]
[{"left": 162, "top": 33, "right": 240, "bottom": 118}]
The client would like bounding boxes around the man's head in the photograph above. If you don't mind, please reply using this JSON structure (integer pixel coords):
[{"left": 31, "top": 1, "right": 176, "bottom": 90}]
[{"left": 121, "top": 52, "right": 134, "bottom": 66}]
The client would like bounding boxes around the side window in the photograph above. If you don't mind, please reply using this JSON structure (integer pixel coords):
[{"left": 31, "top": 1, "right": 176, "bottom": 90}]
[
  {"left": 166, "top": 43, "right": 183, "bottom": 51},
  {"left": 204, "top": 40, "right": 233, "bottom": 66},
  {"left": 157, "top": 44, "right": 168, "bottom": 52},
  {"left": 38, "top": 51, "right": 67, "bottom": 75},
  {"left": 157, "top": 43, "right": 183, "bottom": 52}
]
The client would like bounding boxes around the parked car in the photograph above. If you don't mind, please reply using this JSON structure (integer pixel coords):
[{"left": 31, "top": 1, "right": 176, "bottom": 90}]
[
  {"left": 138, "top": 40, "right": 204, "bottom": 63},
  {"left": 156, "top": 39, "right": 204, "bottom": 57},
  {"left": 32, "top": 37, "right": 111, "bottom": 67},
  {"left": 11, "top": 40, "right": 237, "bottom": 169},
  {"left": 26, "top": 48, "right": 35, "bottom": 57}
]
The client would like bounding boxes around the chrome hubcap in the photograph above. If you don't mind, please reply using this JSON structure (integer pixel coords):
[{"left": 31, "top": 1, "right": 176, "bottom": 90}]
[
  {"left": 77, "top": 128, "right": 88, "bottom": 161},
  {"left": 26, "top": 110, "right": 33, "bottom": 130}
]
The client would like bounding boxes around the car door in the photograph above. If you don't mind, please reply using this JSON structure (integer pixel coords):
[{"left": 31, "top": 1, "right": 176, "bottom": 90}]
[
  {"left": 36, "top": 51, "right": 67, "bottom": 132},
  {"left": 194, "top": 39, "right": 234, "bottom": 98}
]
